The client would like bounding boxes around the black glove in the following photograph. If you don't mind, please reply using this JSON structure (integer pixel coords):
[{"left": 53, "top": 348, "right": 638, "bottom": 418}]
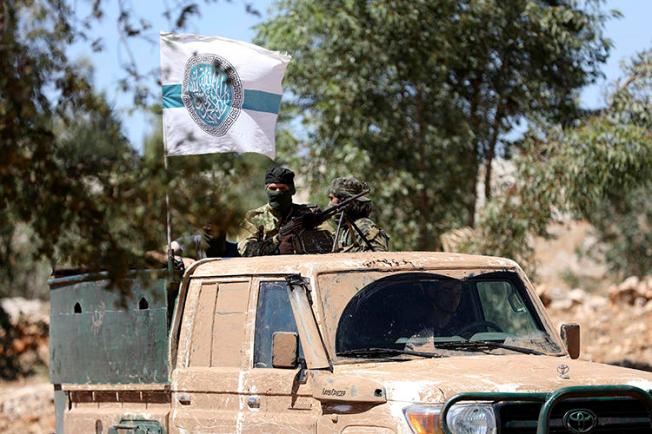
[
  {"left": 173, "top": 256, "right": 186, "bottom": 277},
  {"left": 299, "top": 212, "right": 322, "bottom": 230}
]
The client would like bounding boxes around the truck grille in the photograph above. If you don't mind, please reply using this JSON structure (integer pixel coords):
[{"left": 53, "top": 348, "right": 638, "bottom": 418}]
[{"left": 495, "top": 397, "right": 652, "bottom": 433}]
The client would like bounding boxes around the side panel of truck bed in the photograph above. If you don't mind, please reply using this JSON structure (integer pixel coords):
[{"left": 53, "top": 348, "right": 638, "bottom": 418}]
[{"left": 49, "top": 272, "right": 170, "bottom": 385}]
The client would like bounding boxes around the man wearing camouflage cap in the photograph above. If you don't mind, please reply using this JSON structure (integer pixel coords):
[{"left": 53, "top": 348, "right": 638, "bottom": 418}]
[
  {"left": 328, "top": 176, "right": 389, "bottom": 252},
  {"left": 237, "top": 166, "right": 320, "bottom": 256}
]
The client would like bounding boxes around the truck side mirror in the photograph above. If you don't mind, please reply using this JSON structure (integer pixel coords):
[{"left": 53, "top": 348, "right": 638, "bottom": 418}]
[
  {"left": 272, "top": 331, "right": 299, "bottom": 369},
  {"left": 560, "top": 323, "right": 580, "bottom": 359}
]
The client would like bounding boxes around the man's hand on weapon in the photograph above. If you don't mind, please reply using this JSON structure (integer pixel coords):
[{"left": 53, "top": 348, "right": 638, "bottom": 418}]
[
  {"left": 278, "top": 232, "right": 295, "bottom": 254},
  {"left": 298, "top": 212, "right": 322, "bottom": 229},
  {"left": 279, "top": 189, "right": 370, "bottom": 238},
  {"left": 278, "top": 213, "right": 318, "bottom": 238},
  {"left": 277, "top": 218, "right": 305, "bottom": 254}
]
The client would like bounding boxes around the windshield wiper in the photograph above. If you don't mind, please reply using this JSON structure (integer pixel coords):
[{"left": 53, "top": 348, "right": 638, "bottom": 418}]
[
  {"left": 434, "top": 340, "right": 548, "bottom": 356},
  {"left": 337, "top": 347, "right": 443, "bottom": 359}
]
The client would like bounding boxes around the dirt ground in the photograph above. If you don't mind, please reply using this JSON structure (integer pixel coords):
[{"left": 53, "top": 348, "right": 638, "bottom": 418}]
[
  {"left": 0, "top": 377, "right": 55, "bottom": 434},
  {"left": 534, "top": 221, "right": 652, "bottom": 370},
  {"left": 545, "top": 285, "right": 652, "bottom": 371}
]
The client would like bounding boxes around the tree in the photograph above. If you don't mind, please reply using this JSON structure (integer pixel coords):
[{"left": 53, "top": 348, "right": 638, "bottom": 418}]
[
  {"left": 0, "top": 85, "right": 137, "bottom": 298},
  {"left": 584, "top": 183, "right": 651, "bottom": 278},
  {"left": 256, "top": 0, "right": 613, "bottom": 250},
  {"left": 583, "top": 50, "right": 652, "bottom": 277},
  {"left": 0, "top": 1, "right": 259, "bottom": 287},
  {"left": 464, "top": 48, "right": 652, "bottom": 277}
]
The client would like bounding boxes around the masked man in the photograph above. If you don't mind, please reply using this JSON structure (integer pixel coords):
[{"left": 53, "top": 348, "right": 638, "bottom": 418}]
[
  {"left": 329, "top": 176, "right": 389, "bottom": 252},
  {"left": 237, "top": 167, "right": 320, "bottom": 256}
]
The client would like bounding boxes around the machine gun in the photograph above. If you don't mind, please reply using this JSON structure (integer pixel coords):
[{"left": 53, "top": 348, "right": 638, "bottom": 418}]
[
  {"left": 279, "top": 189, "right": 370, "bottom": 237},
  {"left": 278, "top": 189, "right": 372, "bottom": 254}
]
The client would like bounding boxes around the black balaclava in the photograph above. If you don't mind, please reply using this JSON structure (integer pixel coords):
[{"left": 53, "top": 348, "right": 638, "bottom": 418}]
[{"left": 265, "top": 167, "right": 296, "bottom": 215}]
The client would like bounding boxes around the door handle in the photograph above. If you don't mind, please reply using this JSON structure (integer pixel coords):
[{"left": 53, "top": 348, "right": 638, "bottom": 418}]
[
  {"left": 177, "top": 393, "right": 191, "bottom": 405},
  {"left": 247, "top": 396, "right": 260, "bottom": 409}
]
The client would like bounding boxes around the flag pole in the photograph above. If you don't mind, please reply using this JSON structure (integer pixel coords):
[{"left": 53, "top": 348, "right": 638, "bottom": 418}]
[{"left": 164, "top": 151, "right": 174, "bottom": 276}]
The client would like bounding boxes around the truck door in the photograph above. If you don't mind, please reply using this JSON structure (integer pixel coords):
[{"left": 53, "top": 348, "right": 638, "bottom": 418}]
[
  {"left": 240, "top": 279, "right": 320, "bottom": 433},
  {"left": 171, "top": 278, "right": 252, "bottom": 433}
]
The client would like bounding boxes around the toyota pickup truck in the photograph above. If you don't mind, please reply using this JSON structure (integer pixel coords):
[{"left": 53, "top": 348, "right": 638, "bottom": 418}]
[{"left": 49, "top": 252, "right": 652, "bottom": 433}]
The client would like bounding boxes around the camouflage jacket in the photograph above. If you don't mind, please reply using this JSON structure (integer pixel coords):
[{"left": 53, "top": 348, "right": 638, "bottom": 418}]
[
  {"left": 237, "top": 203, "right": 316, "bottom": 257},
  {"left": 333, "top": 217, "right": 389, "bottom": 252}
]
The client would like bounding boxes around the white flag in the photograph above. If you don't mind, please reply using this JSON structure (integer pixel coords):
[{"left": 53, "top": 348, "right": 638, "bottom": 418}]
[{"left": 160, "top": 32, "right": 291, "bottom": 159}]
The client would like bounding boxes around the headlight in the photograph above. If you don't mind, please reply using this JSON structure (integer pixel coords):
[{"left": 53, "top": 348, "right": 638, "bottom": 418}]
[
  {"left": 403, "top": 405, "right": 443, "bottom": 434},
  {"left": 403, "top": 404, "right": 496, "bottom": 434},
  {"left": 446, "top": 404, "right": 496, "bottom": 434}
]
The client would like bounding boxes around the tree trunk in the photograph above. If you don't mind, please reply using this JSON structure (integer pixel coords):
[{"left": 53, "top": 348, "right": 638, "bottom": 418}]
[
  {"left": 483, "top": 106, "right": 504, "bottom": 201},
  {"left": 466, "top": 147, "right": 479, "bottom": 228},
  {"left": 413, "top": 84, "right": 433, "bottom": 250},
  {"left": 484, "top": 144, "right": 494, "bottom": 201},
  {"left": 466, "top": 79, "right": 482, "bottom": 228}
]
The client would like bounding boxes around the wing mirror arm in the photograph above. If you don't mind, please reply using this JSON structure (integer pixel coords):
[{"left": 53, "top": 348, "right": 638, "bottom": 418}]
[
  {"left": 296, "top": 358, "right": 308, "bottom": 384},
  {"left": 560, "top": 323, "right": 580, "bottom": 359}
]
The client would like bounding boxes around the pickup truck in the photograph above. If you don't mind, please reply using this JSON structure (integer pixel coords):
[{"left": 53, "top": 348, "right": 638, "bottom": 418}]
[{"left": 49, "top": 252, "right": 652, "bottom": 433}]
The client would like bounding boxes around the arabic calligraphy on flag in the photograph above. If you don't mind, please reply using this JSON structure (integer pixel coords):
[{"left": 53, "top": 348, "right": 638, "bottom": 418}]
[{"left": 160, "top": 32, "right": 291, "bottom": 158}]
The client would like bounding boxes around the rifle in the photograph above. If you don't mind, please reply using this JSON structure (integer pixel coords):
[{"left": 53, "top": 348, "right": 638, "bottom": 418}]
[{"left": 279, "top": 189, "right": 370, "bottom": 237}]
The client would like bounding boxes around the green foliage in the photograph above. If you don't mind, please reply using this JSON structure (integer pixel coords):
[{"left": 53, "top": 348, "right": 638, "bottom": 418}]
[
  {"left": 0, "top": 1, "right": 262, "bottom": 292},
  {"left": 582, "top": 183, "right": 651, "bottom": 278},
  {"left": 256, "top": 0, "right": 612, "bottom": 250},
  {"left": 467, "top": 48, "right": 652, "bottom": 277},
  {"left": 0, "top": 224, "right": 52, "bottom": 299},
  {"left": 142, "top": 114, "right": 272, "bottom": 235},
  {"left": 1, "top": 0, "right": 101, "bottom": 285}
]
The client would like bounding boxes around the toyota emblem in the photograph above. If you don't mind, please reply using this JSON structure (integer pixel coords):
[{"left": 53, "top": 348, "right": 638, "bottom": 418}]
[{"left": 563, "top": 408, "right": 598, "bottom": 433}]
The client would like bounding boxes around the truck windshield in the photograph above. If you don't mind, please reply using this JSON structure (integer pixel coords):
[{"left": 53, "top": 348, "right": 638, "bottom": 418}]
[{"left": 318, "top": 271, "right": 562, "bottom": 360}]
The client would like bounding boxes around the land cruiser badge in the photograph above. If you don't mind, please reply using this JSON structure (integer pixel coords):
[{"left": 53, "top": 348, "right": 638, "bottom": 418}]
[{"left": 182, "top": 53, "right": 243, "bottom": 136}]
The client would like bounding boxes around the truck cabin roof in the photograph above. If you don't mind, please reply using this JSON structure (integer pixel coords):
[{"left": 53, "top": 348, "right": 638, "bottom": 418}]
[{"left": 187, "top": 251, "right": 520, "bottom": 278}]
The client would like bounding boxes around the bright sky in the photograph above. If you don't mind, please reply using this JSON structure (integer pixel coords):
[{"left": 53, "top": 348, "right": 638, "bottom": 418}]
[
  {"left": 69, "top": 0, "right": 652, "bottom": 152},
  {"left": 580, "top": 0, "right": 652, "bottom": 106}
]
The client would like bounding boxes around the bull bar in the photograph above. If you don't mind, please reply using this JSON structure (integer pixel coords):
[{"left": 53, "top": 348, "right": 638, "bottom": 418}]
[{"left": 441, "top": 384, "right": 652, "bottom": 434}]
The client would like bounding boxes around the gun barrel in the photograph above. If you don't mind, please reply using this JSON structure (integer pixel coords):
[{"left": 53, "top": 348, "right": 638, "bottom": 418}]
[{"left": 319, "top": 189, "right": 370, "bottom": 219}]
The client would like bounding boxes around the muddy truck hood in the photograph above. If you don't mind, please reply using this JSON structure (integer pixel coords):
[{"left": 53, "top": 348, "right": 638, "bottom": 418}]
[{"left": 333, "top": 355, "right": 652, "bottom": 403}]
